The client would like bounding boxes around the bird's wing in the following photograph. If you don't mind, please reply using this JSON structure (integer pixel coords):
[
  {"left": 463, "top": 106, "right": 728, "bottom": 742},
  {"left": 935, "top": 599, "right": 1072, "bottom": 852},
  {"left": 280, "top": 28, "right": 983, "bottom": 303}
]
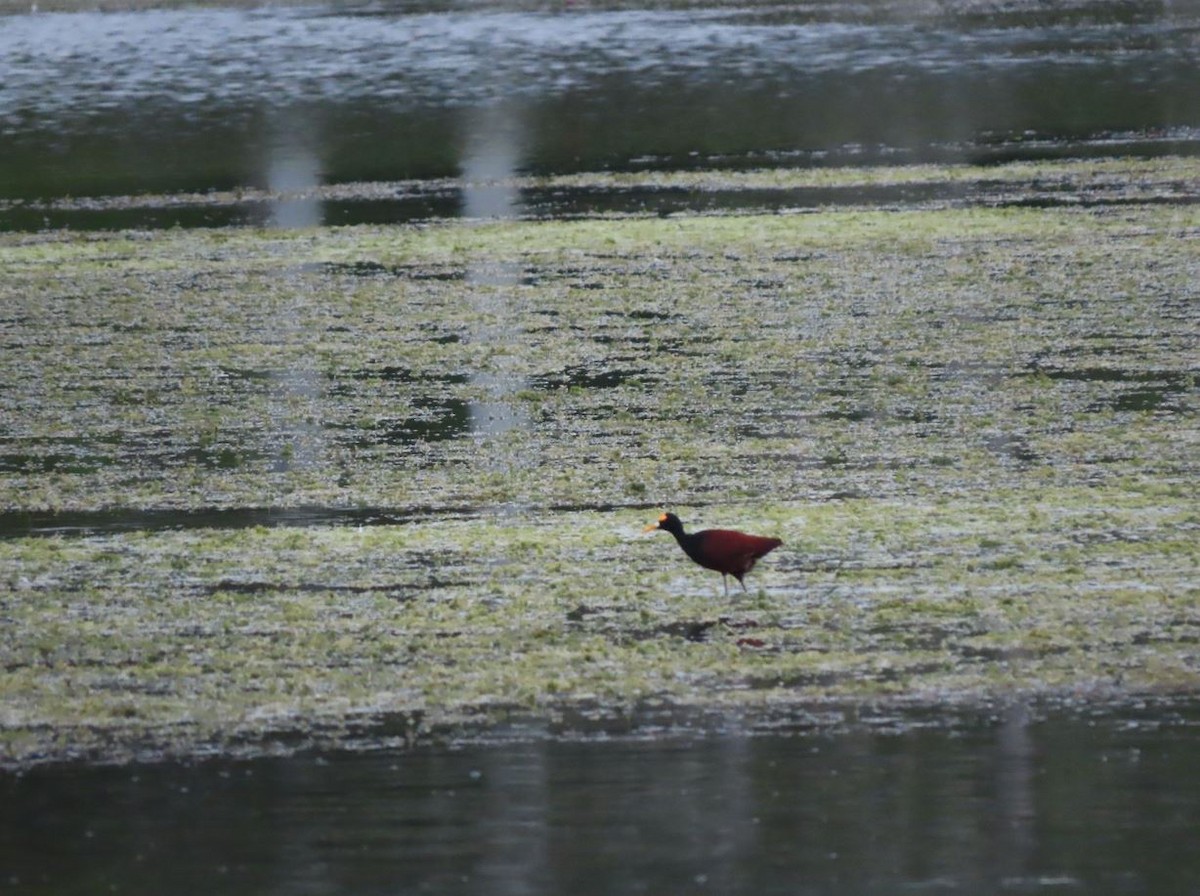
[{"left": 696, "top": 530, "right": 782, "bottom": 571}]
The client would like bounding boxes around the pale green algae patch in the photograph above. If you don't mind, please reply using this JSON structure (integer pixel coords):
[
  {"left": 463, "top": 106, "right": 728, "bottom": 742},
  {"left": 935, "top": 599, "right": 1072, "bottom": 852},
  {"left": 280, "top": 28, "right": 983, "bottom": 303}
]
[
  {"left": 1, "top": 157, "right": 1198, "bottom": 766},
  {"left": 1, "top": 490, "right": 1197, "bottom": 766}
]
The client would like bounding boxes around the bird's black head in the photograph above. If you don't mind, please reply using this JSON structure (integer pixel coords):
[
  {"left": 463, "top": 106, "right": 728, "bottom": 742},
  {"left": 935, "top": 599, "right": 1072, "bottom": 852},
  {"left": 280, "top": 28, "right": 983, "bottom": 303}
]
[{"left": 644, "top": 511, "right": 685, "bottom": 537}]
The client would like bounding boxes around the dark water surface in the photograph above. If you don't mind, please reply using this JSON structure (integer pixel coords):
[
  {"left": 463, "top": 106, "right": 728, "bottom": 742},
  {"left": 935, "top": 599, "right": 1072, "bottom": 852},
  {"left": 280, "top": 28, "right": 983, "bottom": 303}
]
[
  {"left": 2, "top": 0, "right": 1199, "bottom": 227},
  {"left": 4, "top": 702, "right": 1200, "bottom": 895}
]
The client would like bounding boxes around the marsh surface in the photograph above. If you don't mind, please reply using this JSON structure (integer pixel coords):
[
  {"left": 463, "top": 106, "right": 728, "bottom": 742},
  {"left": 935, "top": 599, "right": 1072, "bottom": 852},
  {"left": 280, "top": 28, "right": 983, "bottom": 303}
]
[
  {"left": 2, "top": 178, "right": 1198, "bottom": 769},
  {"left": 0, "top": 2, "right": 1197, "bottom": 866},
  {"left": 1, "top": 2, "right": 1199, "bottom": 892}
]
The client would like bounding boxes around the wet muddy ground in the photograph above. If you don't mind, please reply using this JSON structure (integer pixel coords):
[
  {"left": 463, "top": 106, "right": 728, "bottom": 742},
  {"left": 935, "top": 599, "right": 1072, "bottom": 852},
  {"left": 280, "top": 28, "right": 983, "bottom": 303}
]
[
  {"left": 1, "top": 157, "right": 1197, "bottom": 767},
  {"left": 7, "top": 155, "right": 1200, "bottom": 231}
]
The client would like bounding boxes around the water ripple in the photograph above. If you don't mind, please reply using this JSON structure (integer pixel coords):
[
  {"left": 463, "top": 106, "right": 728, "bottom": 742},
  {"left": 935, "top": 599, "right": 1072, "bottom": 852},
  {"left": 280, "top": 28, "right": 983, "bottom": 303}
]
[{"left": 1, "top": 5, "right": 1195, "bottom": 120}]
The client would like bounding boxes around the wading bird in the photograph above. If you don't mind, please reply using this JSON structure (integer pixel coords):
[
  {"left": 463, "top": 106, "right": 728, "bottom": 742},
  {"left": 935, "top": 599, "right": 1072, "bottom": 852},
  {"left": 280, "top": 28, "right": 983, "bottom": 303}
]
[{"left": 644, "top": 512, "right": 782, "bottom": 595}]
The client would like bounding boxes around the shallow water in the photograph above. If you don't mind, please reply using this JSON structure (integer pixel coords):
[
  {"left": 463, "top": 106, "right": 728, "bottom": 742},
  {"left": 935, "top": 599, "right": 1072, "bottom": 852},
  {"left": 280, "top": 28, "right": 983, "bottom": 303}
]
[
  {"left": 1, "top": 2, "right": 1198, "bottom": 874},
  {"left": 4, "top": 702, "right": 1200, "bottom": 895},
  {"left": 1, "top": 0, "right": 1198, "bottom": 226}
]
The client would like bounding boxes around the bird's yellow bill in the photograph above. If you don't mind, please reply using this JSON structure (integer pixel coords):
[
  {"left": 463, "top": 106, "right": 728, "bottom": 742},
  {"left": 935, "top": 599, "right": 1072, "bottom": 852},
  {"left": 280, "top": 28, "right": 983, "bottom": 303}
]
[{"left": 643, "top": 512, "right": 668, "bottom": 532}]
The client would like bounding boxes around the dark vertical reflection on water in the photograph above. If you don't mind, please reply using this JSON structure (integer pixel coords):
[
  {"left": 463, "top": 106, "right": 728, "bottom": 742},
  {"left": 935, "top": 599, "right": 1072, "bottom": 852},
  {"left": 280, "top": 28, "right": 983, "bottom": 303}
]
[
  {"left": 265, "top": 106, "right": 324, "bottom": 229},
  {"left": 461, "top": 97, "right": 534, "bottom": 462},
  {"left": 4, "top": 705, "right": 1200, "bottom": 895}
]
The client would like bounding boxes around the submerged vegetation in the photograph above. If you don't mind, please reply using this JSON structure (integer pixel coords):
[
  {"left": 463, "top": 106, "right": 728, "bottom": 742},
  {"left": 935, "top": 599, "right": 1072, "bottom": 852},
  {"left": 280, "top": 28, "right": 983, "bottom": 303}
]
[{"left": 1, "top": 157, "right": 1197, "bottom": 767}]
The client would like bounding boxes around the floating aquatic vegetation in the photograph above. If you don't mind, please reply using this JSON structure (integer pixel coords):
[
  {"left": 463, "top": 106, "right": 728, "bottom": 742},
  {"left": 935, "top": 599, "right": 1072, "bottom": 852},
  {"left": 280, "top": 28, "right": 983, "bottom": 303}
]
[{"left": 0, "top": 157, "right": 1197, "bottom": 767}]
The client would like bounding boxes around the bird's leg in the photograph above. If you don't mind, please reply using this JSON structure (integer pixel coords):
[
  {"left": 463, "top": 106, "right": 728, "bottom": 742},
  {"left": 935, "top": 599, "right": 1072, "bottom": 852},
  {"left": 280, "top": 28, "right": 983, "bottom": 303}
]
[{"left": 722, "top": 574, "right": 729, "bottom": 596}]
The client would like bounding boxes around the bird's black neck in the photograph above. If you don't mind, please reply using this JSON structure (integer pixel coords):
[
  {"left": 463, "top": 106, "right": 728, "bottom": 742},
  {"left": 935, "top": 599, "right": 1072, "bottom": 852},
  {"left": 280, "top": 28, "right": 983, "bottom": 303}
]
[{"left": 671, "top": 529, "right": 706, "bottom": 563}]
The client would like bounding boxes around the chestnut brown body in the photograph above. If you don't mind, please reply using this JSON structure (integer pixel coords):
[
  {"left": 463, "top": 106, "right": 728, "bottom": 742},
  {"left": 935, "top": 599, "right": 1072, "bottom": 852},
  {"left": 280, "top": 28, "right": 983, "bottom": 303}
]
[{"left": 645, "top": 512, "right": 782, "bottom": 594}]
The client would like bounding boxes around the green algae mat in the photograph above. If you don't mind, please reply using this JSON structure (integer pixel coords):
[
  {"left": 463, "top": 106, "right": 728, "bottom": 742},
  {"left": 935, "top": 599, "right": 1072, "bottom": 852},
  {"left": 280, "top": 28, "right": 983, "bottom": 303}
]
[{"left": 1, "top": 158, "right": 1198, "bottom": 766}]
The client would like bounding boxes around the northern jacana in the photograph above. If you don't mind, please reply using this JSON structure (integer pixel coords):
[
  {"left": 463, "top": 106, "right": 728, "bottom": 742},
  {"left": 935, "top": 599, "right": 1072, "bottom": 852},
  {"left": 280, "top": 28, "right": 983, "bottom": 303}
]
[{"left": 644, "top": 512, "right": 782, "bottom": 595}]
